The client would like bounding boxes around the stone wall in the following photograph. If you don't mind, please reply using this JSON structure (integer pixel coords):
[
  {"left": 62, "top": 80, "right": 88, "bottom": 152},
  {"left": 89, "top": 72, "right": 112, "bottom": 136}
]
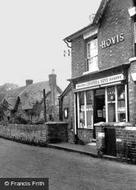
[
  {"left": 0, "top": 122, "right": 68, "bottom": 145},
  {"left": 0, "top": 124, "right": 47, "bottom": 145}
]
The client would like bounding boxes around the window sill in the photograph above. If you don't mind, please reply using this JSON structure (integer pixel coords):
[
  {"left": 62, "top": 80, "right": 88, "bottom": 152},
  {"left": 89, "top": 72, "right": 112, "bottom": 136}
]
[{"left": 83, "top": 69, "right": 99, "bottom": 75}]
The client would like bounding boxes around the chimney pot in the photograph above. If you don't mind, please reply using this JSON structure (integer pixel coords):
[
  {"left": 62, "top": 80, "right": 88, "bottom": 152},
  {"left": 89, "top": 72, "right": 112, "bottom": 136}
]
[{"left": 26, "top": 79, "right": 33, "bottom": 86}]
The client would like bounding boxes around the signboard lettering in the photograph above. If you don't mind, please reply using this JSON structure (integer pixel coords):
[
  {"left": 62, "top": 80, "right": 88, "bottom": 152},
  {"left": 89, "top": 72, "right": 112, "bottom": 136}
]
[
  {"left": 100, "top": 33, "right": 125, "bottom": 49},
  {"left": 76, "top": 74, "right": 124, "bottom": 90}
]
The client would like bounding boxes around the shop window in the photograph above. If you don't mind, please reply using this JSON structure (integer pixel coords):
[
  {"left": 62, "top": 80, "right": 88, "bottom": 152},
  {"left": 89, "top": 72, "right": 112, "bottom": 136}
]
[
  {"left": 79, "top": 92, "right": 85, "bottom": 128},
  {"left": 86, "top": 91, "right": 93, "bottom": 128},
  {"left": 106, "top": 85, "right": 127, "bottom": 122},
  {"left": 78, "top": 91, "right": 93, "bottom": 129},
  {"left": 86, "top": 38, "right": 98, "bottom": 72},
  {"left": 107, "top": 87, "right": 116, "bottom": 122},
  {"left": 117, "top": 85, "right": 126, "bottom": 122}
]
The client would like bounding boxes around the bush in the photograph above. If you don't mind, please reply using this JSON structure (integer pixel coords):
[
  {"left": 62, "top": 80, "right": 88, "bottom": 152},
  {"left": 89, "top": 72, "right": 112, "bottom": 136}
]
[{"left": 14, "top": 116, "right": 28, "bottom": 124}]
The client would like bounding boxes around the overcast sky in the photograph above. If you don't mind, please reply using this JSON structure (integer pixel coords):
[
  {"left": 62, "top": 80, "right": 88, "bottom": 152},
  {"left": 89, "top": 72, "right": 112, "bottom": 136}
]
[{"left": 0, "top": 0, "right": 101, "bottom": 90}]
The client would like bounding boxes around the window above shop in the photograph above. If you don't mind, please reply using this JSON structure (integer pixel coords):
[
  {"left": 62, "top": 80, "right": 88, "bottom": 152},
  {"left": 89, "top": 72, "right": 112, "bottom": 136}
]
[{"left": 85, "top": 38, "right": 99, "bottom": 74}]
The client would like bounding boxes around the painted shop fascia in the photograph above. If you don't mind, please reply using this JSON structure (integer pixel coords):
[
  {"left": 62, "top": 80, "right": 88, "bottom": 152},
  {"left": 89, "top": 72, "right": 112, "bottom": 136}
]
[{"left": 62, "top": 0, "right": 136, "bottom": 147}]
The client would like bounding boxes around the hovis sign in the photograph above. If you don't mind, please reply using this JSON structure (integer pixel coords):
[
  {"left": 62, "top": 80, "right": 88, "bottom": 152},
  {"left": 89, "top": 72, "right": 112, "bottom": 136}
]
[{"left": 76, "top": 74, "right": 124, "bottom": 90}]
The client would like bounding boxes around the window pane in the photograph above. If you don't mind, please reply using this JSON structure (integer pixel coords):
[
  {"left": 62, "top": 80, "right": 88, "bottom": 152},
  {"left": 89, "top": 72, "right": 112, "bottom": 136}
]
[
  {"left": 117, "top": 85, "right": 125, "bottom": 100},
  {"left": 107, "top": 86, "right": 115, "bottom": 101},
  {"left": 89, "top": 56, "right": 98, "bottom": 72},
  {"left": 117, "top": 85, "right": 126, "bottom": 122},
  {"left": 86, "top": 90, "right": 93, "bottom": 105},
  {"left": 79, "top": 92, "right": 85, "bottom": 128},
  {"left": 86, "top": 90, "right": 93, "bottom": 128},
  {"left": 87, "top": 43, "right": 90, "bottom": 58},
  {"left": 108, "top": 103, "right": 116, "bottom": 122},
  {"left": 86, "top": 38, "right": 98, "bottom": 72}
]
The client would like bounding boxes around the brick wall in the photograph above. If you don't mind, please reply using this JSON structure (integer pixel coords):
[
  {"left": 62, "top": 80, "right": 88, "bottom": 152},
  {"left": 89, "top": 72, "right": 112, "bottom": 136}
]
[
  {"left": 128, "top": 60, "right": 136, "bottom": 124},
  {"left": 46, "top": 122, "right": 68, "bottom": 143},
  {"left": 71, "top": 0, "right": 133, "bottom": 78},
  {"left": 95, "top": 122, "right": 136, "bottom": 163},
  {"left": 98, "top": 0, "right": 133, "bottom": 70},
  {"left": 71, "top": 37, "right": 86, "bottom": 78},
  {"left": 61, "top": 84, "right": 75, "bottom": 143}
]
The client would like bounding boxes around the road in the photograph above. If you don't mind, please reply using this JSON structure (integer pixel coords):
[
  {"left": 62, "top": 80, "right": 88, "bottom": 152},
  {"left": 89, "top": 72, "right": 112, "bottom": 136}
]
[{"left": 0, "top": 138, "right": 136, "bottom": 190}]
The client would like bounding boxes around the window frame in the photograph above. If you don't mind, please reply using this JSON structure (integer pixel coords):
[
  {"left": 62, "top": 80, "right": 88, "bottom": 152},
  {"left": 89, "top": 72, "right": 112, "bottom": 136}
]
[
  {"left": 86, "top": 37, "right": 98, "bottom": 72},
  {"left": 106, "top": 84, "right": 128, "bottom": 122}
]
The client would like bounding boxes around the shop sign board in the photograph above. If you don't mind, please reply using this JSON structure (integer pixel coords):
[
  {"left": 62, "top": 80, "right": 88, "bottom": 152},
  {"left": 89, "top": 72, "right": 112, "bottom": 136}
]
[{"left": 76, "top": 74, "right": 124, "bottom": 90}]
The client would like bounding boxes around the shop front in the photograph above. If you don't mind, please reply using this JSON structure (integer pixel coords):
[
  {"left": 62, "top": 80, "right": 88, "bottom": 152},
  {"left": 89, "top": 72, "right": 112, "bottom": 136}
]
[{"left": 74, "top": 68, "right": 128, "bottom": 143}]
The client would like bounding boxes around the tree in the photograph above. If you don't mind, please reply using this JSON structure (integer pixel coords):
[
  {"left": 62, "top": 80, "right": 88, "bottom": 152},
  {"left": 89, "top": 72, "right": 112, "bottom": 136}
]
[{"left": 0, "top": 100, "right": 10, "bottom": 121}]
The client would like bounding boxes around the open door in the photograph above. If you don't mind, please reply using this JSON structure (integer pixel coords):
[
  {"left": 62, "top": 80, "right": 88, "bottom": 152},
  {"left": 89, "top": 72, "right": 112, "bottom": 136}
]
[{"left": 94, "top": 89, "right": 106, "bottom": 138}]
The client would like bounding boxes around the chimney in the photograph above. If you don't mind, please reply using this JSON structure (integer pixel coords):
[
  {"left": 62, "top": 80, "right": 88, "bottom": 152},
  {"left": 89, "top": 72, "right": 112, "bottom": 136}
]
[
  {"left": 26, "top": 79, "right": 33, "bottom": 86},
  {"left": 49, "top": 69, "right": 57, "bottom": 110},
  {"left": 49, "top": 69, "right": 56, "bottom": 87}
]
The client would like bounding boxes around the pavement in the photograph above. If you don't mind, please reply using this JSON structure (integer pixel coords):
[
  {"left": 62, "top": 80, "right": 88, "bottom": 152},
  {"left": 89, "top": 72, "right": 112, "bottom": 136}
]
[{"left": 47, "top": 142, "right": 119, "bottom": 162}]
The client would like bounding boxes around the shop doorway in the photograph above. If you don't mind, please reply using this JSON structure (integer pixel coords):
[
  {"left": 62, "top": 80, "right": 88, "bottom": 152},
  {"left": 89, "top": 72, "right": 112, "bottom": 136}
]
[{"left": 94, "top": 89, "right": 106, "bottom": 138}]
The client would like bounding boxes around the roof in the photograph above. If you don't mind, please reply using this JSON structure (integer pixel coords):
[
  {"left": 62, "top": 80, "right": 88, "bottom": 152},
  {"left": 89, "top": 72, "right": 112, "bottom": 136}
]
[
  {"left": 93, "top": 0, "right": 111, "bottom": 24},
  {"left": 3, "top": 86, "right": 26, "bottom": 110},
  {"left": 19, "top": 81, "right": 51, "bottom": 110},
  {"left": 59, "top": 82, "right": 72, "bottom": 98},
  {"left": 19, "top": 81, "right": 62, "bottom": 110},
  {"left": 64, "top": 24, "right": 95, "bottom": 42},
  {"left": 0, "top": 83, "right": 19, "bottom": 103},
  {"left": 2, "top": 78, "right": 62, "bottom": 110},
  {"left": 64, "top": 0, "right": 110, "bottom": 42}
]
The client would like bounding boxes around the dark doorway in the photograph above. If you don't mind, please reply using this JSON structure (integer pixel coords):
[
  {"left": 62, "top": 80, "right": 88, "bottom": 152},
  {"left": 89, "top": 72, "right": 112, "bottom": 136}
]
[
  {"left": 94, "top": 89, "right": 106, "bottom": 138},
  {"left": 104, "top": 128, "right": 116, "bottom": 156}
]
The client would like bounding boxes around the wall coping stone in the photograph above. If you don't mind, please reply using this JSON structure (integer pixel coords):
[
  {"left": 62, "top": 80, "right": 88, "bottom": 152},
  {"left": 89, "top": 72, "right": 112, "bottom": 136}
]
[
  {"left": 125, "top": 127, "right": 136, "bottom": 130},
  {"left": 46, "top": 122, "right": 68, "bottom": 125},
  {"left": 94, "top": 122, "right": 132, "bottom": 128}
]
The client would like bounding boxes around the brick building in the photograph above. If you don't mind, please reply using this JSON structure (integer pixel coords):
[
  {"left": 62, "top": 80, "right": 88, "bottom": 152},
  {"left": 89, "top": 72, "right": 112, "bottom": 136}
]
[{"left": 60, "top": 0, "right": 136, "bottom": 144}]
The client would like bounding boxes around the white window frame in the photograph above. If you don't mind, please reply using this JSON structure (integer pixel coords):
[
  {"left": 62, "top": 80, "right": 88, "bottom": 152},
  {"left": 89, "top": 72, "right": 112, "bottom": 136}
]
[
  {"left": 77, "top": 91, "right": 94, "bottom": 129},
  {"left": 106, "top": 84, "right": 128, "bottom": 122},
  {"left": 86, "top": 38, "right": 98, "bottom": 73}
]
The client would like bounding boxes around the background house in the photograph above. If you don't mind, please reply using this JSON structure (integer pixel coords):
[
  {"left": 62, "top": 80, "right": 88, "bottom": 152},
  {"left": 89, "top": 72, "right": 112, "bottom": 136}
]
[{"left": 1, "top": 71, "right": 62, "bottom": 124}]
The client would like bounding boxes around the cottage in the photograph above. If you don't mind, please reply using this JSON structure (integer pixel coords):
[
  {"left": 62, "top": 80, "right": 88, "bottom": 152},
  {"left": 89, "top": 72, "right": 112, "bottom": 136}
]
[
  {"left": 1, "top": 71, "right": 62, "bottom": 124},
  {"left": 61, "top": 0, "right": 136, "bottom": 145}
]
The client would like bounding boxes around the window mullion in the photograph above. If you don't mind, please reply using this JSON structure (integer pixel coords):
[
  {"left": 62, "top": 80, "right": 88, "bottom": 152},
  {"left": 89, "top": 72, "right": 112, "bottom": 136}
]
[
  {"left": 115, "top": 86, "right": 118, "bottom": 122},
  {"left": 84, "top": 91, "right": 87, "bottom": 128},
  {"left": 105, "top": 87, "right": 108, "bottom": 122},
  {"left": 125, "top": 84, "right": 128, "bottom": 122},
  {"left": 77, "top": 93, "right": 80, "bottom": 129}
]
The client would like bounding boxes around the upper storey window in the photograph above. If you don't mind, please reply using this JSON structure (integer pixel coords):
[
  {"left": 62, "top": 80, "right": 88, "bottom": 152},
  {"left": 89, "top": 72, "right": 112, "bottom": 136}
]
[{"left": 86, "top": 38, "right": 98, "bottom": 73}]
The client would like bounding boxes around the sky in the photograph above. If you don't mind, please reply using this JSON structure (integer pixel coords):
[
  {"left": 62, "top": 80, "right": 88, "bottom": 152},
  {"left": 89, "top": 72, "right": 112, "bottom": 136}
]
[{"left": 0, "top": 0, "right": 101, "bottom": 90}]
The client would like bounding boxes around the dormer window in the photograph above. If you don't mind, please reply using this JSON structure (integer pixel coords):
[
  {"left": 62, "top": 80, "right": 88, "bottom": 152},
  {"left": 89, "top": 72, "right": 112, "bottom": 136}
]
[{"left": 86, "top": 38, "right": 98, "bottom": 72}]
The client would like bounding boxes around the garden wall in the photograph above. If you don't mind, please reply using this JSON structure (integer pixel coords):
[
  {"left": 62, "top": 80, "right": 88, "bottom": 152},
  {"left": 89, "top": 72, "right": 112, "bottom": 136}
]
[{"left": 0, "top": 122, "right": 68, "bottom": 145}]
